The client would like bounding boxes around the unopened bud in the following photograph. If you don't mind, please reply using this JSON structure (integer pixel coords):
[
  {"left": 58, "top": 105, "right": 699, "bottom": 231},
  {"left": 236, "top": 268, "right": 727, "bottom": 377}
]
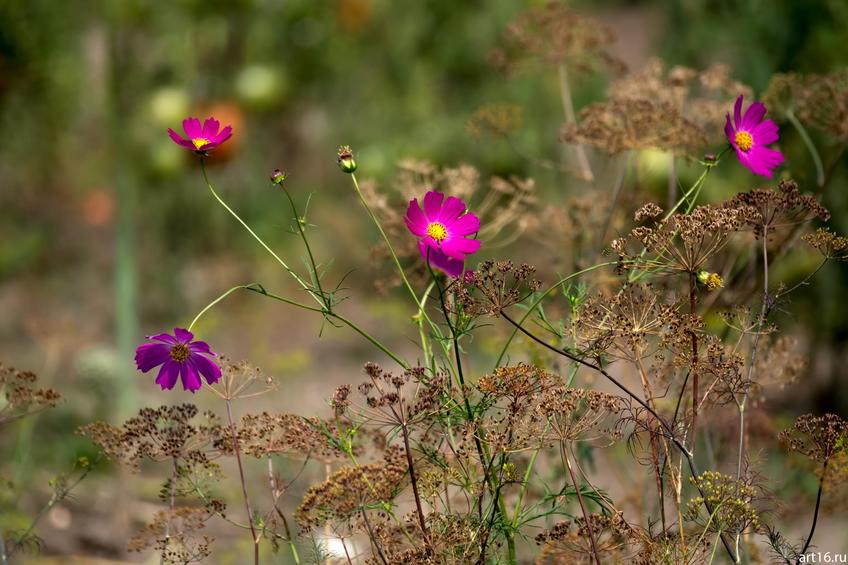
[
  {"left": 270, "top": 169, "right": 287, "bottom": 186},
  {"left": 703, "top": 153, "right": 717, "bottom": 164},
  {"left": 337, "top": 145, "right": 357, "bottom": 173}
]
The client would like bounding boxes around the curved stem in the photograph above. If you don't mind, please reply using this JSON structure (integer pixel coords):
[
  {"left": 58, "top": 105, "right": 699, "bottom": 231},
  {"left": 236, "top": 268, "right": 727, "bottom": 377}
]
[
  {"left": 225, "top": 398, "right": 259, "bottom": 565},
  {"left": 786, "top": 109, "right": 825, "bottom": 188},
  {"left": 281, "top": 188, "right": 327, "bottom": 305},
  {"left": 798, "top": 460, "right": 828, "bottom": 561},
  {"left": 563, "top": 444, "right": 601, "bottom": 565},
  {"left": 349, "top": 173, "right": 437, "bottom": 332},
  {"left": 199, "top": 159, "right": 321, "bottom": 307}
]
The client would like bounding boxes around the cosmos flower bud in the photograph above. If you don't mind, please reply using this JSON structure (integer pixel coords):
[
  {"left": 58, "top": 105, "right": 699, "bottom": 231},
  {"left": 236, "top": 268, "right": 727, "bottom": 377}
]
[
  {"left": 696, "top": 270, "right": 724, "bottom": 291},
  {"left": 270, "top": 168, "right": 288, "bottom": 186},
  {"left": 703, "top": 153, "right": 717, "bottom": 164},
  {"left": 337, "top": 145, "right": 357, "bottom": 173}
]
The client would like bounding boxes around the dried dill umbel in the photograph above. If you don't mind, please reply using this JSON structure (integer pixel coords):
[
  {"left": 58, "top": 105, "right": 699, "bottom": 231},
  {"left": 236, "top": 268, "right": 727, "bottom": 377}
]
[
  {"left": 619, "top": 203, "right": 756, "bottom": 276},
  {"left": 0, "top": 363, "right": 60, "bottom": 425},
  {"left": 535, "top": 512, "right": 637, "bottom": 565},
  {"left": 490, "top": 1, "right": 624, "bottom": 76},
  {"left": 459, "top": 260, "right": 541, "bottom": 316},
  {"left": 803, "top": 227, "right": 848, "bottom": 260},
  {"left": 560, "top": 98, "right": 707, "bottom": 155},
  {"left": 78, "top": 404, "right": 222, "bottom": 472},
  {"left": 128, "top": 506, "right": 215, "bottom": 564},
  {"left": 763, "top": 69, "right": 848, "bottom": 140},
  {"left": 608, "top": 57, "right": 752, "bottom": 143},
  {"left": 779, "top": 413, "right": 848, "bottom": 465},
  {"left": 295, "top": 446, "right": 408, "bottom": 528},
  {"left": 236, "top": 412, "right": 346, "bottom": 462},
  {"left": 467, "top": 104, "right": 523, "bottom": 139},
  {"left": 723, "top": 179, "right": 830, "bottom": 239}
]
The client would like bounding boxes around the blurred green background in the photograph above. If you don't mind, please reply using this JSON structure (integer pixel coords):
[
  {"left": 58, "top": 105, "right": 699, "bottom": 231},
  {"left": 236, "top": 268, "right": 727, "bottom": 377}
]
[{"left": 1, "top": 0, "right": 847, "bottom": 561}]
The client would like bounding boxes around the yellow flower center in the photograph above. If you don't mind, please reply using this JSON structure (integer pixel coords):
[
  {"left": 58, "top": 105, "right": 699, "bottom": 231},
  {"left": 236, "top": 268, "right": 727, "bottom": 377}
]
[
  {"left": 170, "top": 343, "right": 190, "bottom": 362},
  {"left": 192, "top": 137, "right": 211, "bottom": 150},
  {"left": 734, "top": 131, "right": 753, "bottom": 152},
  {"left": 705, "top": 273, "right": 724, "bottom": 291},
  {"left": 426, "top": 222, "right": 448, "bottom": 242}
]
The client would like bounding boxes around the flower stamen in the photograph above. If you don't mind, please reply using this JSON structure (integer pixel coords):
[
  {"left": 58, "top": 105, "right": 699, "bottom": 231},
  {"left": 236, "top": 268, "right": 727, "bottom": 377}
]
[
  {"left": 191, "top": 138, "right": 210, "bottom": 150},
  {"left": 426, "top": 222, "right": 448, "bottom": 242},
  {"left": 170, "top": 343, "right": 190, "bottom": 362},
  {"left": 734, "top": 131, "right": 753, "bottom": 152}
]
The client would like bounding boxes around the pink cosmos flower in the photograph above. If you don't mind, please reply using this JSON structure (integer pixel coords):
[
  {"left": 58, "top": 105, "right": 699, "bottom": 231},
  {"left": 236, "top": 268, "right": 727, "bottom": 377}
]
[
  {"left": 135, "top": 328, "right": 221, "bottom": 392},
  {"left": 725, "top": 95, "right": 784, "bottom": 178},
  {"left": 404, "top": 191, "right": 481, "bottom": 277},
  {"left": 168, "top": 117, "right": 233, "bottom": 154}
]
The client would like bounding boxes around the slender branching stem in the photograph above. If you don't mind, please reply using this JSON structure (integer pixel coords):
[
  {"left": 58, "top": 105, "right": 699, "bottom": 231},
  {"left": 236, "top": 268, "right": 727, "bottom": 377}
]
[
  {"left": 500, "top": 310, "right": 740, "bottom": 563},
  {"left": 160, "top": 457, "right": 179, "bottom": 565},
  {"left": 798, "top": 460, "right": 828, "bottom": 561},
  {"left": 400, "top": 419, "right": 431, "bottom": 551},
  {"left": 558, "top": 63, "right": 594, "bottom": 182},
  {"left": 786, "top": 109, "right": 825, "bottom": 188},
  {"left": 266, "top": 457, "right": 300, "bottom": 564},
  {"left": 563, "top": 444, "right": 602, "bottom": 565},
  {"left": 225, "top": 398, "right": 259, "bottom": 565}
]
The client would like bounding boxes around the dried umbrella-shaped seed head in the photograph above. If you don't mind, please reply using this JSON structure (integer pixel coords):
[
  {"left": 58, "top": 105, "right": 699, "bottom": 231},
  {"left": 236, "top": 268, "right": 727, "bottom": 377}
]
[
  {"left": 0, "top": 363, "right": 60, "bottom": 426},
  {"left": 78, "top": 404, "right": 222, "bottom": 471},
  {"left": 458, "top": 260, "right": 542, "bottom": 316},
  {"left": 490, "top": 1, "right": 625, "bottom": 75},
  {"left": 723, "top": 179, "right": 829, "bottom": 238},
  {"left": 779, "top": 413, "right": 848, "bottom": 464},
  {"left": 763, "top": 69, "right": 848, "bottom": 140},
  {"left": 561, "top": 98, "right": 707, "bottom": 155},
  {"left": 803, "top": 228, "right": 848, "bottom": 261}
]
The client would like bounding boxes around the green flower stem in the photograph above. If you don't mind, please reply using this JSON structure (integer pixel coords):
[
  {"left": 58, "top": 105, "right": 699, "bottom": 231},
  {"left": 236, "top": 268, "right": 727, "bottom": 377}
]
[
  {"left": 279, "top": 187, "right": 327, "bottom": 305},
  {"left": 349, "top": 173, "right": 439, "bottom": 334},
  {"left": 786, "top": 109, "right": 825, "bottom": 187},
  {"left": 494, "top": 261, "right": 616, "bottom": 370},
  {"left": 199, "top": 159, "right": 321, "bottom": 307}
]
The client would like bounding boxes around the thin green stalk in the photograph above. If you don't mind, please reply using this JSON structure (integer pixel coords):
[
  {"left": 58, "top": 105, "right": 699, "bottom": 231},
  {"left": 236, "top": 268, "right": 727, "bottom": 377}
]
[
  {"left": 349, "top": 173, "right": 438, "bottom": 331},
  {"left": 280, "top": 187, "right": 327, "bottom": 304},
  {"left": 786, "top": 109, "right": 825, "bottom": 187},
  {"left": 199, "top": 159, "right": 320, "bottom": 306}
]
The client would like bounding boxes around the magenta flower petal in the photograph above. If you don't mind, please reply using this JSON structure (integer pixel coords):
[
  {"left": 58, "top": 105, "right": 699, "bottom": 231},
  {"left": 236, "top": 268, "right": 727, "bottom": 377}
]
[
  {"left": 725, "top": 95, "right": 784, "bottom": 178},
  {"left": 442, "top": 237, "right": 481, "bottom": 259},
  {"left": 168, "top": 116, "right": 233, "bottom": 154},
  {"left": 180, "top": 363, "right": 202, "bottom": 393},
  {"left": 404, "top": 199, "right": 428, "bottom": 236},
  {"left": 135, "top": 343, "right": 172, "bottom": 372},
  {"left": 418, "top": 241, "right": 465, "bottom": 277},
  {"left": 741, "top": 101, "right": 766, "bottom": 130},
  {"left": 423, "top": 191, "right": 444, "bottom": 218},
  {"left": 155, "top": 360, "right": 180, "bottom": 390},
  {"left": 183, "top": 117, "right": 202, "bottom": 139},
  {"left": 450, "top": 214, "right": 481, "bottom": 236},
  {"left": 173, "top": 327, "right": 194, "bottom": 342},
  {"left": 192, "top": 355, "right": 222, "bottom": 385},
  {"left": 405, "top": 190, "right": 481, "bottom": 276},
  {"left": 202, "top": 118, "right": 220, "bottom": 139},
  {"left": 438, "top": 196, "right": 466, "bottom": 223},
  {"left": 135, "top": 328, "right": 221, "bottom": 392},
  {"left": 146, "top": 332, "right": 178, "bottom": 344},
  {"left": 751, "top": 119, "right": 780, "bottom": 145}
]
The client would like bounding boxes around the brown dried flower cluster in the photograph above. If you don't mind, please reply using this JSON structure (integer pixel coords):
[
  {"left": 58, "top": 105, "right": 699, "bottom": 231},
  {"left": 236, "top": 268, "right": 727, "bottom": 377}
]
[
  {"left": 615, "top": 204, "right": 757, "bottom": 275},
  {"left": 779, "top": 413, "right": 848, "bottom": 464},
  {"left": 723, "top": 179, "right": 829, "bottom": 238},
  {"left": 535, "top": 512, "right": 637, "bottom": 564},
  {"left": 561, "top": 98, "right": 707, "bottom": 155},
  {"left": 803, "top": 227, "right": 848, "bottom": 260},
  {"left": 0, "top": 363, "right": 60, "bottom": 426},
  {"left": 458, "top": 260, "right": 542, "bottom": 316},
  {"left": 764, "top": 70, "right": 848, "bottom": 139},
  {"left": 467, "top": 104, "right": 523, "bottom": 139},
  {"left": 609, "top": 58, "right": 752, "bottom": 143},
  {"left": 490, "top": 1, "right": 625, "bottom": 75},
  {"left": 236, "top": 412, "right": 346, "bottom": 461},
  {"left": 79, "top": 404, "right": 221, "bottom": 471},
  {"left": 128, "top": 506, "right": 215, "bottom": 564},
  {"left": 295, "top": 446, "right": 408, "bottom": 528}
]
